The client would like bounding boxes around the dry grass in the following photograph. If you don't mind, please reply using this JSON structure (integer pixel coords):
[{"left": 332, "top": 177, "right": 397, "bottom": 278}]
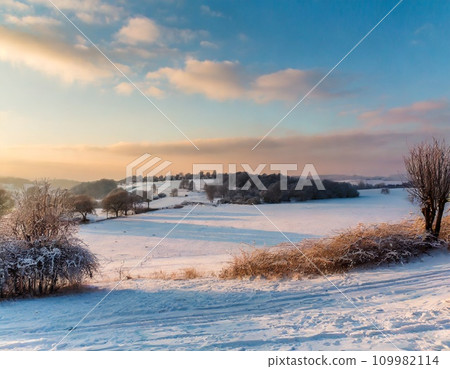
[
  {"left": 220, "top": 217, "right": 449, "bottom": 279},
  {"left": 182, "top": 267, "right": 202, "bottom": 279},
  {"left": 145, "top": 268, "right": 209, "bottom": 280}
]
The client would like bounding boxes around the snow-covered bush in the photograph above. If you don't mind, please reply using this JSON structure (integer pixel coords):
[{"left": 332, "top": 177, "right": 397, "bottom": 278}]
[
  {"left": 0, "top": 237, "right": 98, "bottom": 298},
  {"left": 0, "top": 181, "right": 98, "bottom": 298}
]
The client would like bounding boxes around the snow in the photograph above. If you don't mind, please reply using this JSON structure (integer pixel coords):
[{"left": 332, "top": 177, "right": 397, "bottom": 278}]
[
  {"left": 0, "top": 188, "right": 448, "bottom": 351},
  {"left": 81, "top": 188, "right": 418, "bottom": 278}
]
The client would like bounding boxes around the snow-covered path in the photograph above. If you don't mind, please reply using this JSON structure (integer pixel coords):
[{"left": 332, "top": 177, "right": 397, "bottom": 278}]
[{"left": 0, "top": 251, "right": 448, "bottom": 351}]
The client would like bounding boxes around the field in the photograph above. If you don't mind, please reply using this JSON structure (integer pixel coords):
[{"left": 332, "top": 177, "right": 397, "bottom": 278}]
[{"left": 0, "top": 189, "right": 449, "bottom": 350}]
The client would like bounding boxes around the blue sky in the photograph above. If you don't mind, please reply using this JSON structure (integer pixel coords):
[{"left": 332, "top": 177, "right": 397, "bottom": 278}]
[{"left": 0, "top": 0, "right": 449, "bottom": 179}]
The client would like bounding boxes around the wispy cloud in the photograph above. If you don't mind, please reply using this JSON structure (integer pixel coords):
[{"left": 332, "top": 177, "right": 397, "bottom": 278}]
[
  {"left": 359, "top": 99, "right": 449, "bottom": 128},
  {"left": 200, "top": 40, "right": 218, "bottom": 49},
  {"left": 4, "top": 14, "right": 61, "bottom": 26},
  {"left": 147, "top": 59, "right": 348, "bottom": 103},
  {"left": 26, "top": 0, "right": 122, "bottom": 24},
  {"left": 0, "top": 26, "right": 115, "bottom": 83},
  {"left": 200, "top": 5, "right": 224, "bottom": 18},
  {"left": 2, "top": 0, "right": 30, "bottom": 11},
  {"left": 411, "top": 23, "right": 436, "bottom": 46}
]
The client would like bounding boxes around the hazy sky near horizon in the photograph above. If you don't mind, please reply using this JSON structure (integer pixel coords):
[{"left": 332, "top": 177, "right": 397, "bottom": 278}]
[{"left": 0, "top": 0, "right": 449, "bottom": 180}]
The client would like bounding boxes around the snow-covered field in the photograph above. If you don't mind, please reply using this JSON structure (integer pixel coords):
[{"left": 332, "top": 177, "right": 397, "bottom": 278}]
[
  {"left": 0, "top": 189, "right": 449, "bottom": 351},
  {"left": 82, "top": 188, "right": 418, "bottom": 278}
]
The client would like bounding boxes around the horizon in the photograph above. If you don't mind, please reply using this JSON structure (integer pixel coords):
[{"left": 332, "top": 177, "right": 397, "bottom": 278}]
[
  {"left": 0, "top": 172, "right": 406, "bottom": 183},
  {"left": 1, "top": 1, "right": 449, "bottom": 180}
]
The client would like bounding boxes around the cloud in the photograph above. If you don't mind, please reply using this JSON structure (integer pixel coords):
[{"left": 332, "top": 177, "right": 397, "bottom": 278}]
[
  {"left": 115, "top": 16, "right": 160, "bottom": 45},
  {"left": 114, "top": 82, "right": 164, "bottom": 98},
  {"left": 26, "top": 0, "right": 122, "bottom": 24},
  {"left": 114, "top": 82, "right": 134, "bottom": 95},
  {"left": 200, "top": 40, "right": 218, "bottom": 49},
  {"left": 165, "top": 28, "right": 209, "bottom": 43},
  {"left": 249, "top": 68, "right": 337, "bottom": 103},
  {"left": 4, "top": 14, "right": 61, "bottom": 26},
  {"left": 0, "top": 26, "right": 115, "bottom": 83},
  {"left": 114, "top": 16, "right": 207, "bottom": 50},
  {"left": 4, "top": 129, "right": 448, "bottom": 180},
  {"left": 2, "top": 0, "right": 30, "bottom": 11},
  {"left": 147, "top": 59, "right": 346, "bottom": 103},
  {"left": 359, "top": 99, "right": 449, "bottom": 128},
  {"left": 145, "top": 85, "right": 164, "bottom": 98},
  {"left": 147, "top": 59, "right": 246, "bottom": 101},
  {"left": 411, "top": 23, "right": 436, "bottom": 46},
  {"left": 200, "top": 5, "right": 224, "bottom": 18},
  {"left": 414, "top": 23, "right": 434, "bottom": 35}
]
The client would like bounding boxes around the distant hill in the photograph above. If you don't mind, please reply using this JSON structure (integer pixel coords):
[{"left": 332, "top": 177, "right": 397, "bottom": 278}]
[
  {"left": 0, "top": 177, "right": 80, "bottom": 190},
  {"left": 48, "top": 179, "right": 80, "bottom": 189},
  {"left": 71, "top": 179, "right": 118, "bottom": 199},
  {"left": 323, "top": 174, "right": 404, "bottom": 182},
  {"left": 0, "top": 176, "right": 32, "bottom": 188}
]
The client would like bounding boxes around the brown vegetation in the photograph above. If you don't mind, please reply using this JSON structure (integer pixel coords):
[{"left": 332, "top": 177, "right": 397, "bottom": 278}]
[
  {"left": 10, "top": 182, "right": 75, "bottom": 242},
  {"left": 70, "top": 194, "right": 97, "bottom": 222},
  {"left": 220, "top": 218, "right": 449, "bottom": 279}
]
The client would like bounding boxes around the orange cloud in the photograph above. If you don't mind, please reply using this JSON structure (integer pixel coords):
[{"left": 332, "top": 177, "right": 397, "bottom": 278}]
[
  {"left": 147, "top": 59, "right": 347, "bottom": 103},
  {"left": 0, "top": 26, "right": 116, "bottom": 84},
  {"left": 147, "top": 59, "right": 246, "bottom": 101},
  {"left": 2, "top": 130, "right": 447, "bottom": 181},
  {"left": 115, "top": 17, "right": 160, "bottom": 45},
  {"left": 359, "top": 99, "right": 449, "bottom": 127}
]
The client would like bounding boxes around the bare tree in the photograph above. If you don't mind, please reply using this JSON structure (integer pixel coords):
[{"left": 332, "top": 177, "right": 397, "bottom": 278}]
[
  {"left": 128, "top": 193, "right": 143, "bottom": 214},
  {"left": 10, "top": 181, "right": 75, "bottom": 242},
  {"left": 404, "top": 138, "right": 450, "bottom": 238},
  {"left": 71, "top": 194, "right": 97, "bottom": 222},
  {"left": 102, "top": 189, "right": 130, "bottom": 217}
]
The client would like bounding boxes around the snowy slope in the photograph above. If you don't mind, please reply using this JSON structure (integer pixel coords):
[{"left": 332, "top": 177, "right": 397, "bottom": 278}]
[
  {"left": 0, "top": 251, "right": 448, "bottom": 350},
  {"left": 80, "top": 189, "right": 417, "bottom": 279},
  {"left": 0, "top": 188, "right": 448, "bottom": 351}
]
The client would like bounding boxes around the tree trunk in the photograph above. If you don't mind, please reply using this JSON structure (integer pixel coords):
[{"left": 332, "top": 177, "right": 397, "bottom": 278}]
[
  {"left": 422, "top": 205, "right": 434, "bottom": 234},
  {"left": 433, "top": 202, "right": 446, "bottom": 239}
]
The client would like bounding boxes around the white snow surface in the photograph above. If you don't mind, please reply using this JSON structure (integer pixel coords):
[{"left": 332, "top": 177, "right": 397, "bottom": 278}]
[
  {"left": 0, "top": 189, "right": 449, "bottom": 351},
  {"left": 81, "top": 189, "right": 419, "bottom": 278}
]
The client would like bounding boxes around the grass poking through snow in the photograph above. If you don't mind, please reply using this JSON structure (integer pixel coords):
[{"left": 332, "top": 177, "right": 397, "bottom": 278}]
[{"left": 220, "top": 217, "right": 449, "bottom": 279}]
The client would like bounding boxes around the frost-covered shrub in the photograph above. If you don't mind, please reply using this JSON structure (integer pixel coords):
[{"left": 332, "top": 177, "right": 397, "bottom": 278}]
[
  {"left": 10, "top": 181, "right": 75, "bottom": 242},
  {"left": 0, "top": 181, "right": 98, "bottom": 298},
  {"left": 0, "top": 237, "right": 98, "bottom": 298}
]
